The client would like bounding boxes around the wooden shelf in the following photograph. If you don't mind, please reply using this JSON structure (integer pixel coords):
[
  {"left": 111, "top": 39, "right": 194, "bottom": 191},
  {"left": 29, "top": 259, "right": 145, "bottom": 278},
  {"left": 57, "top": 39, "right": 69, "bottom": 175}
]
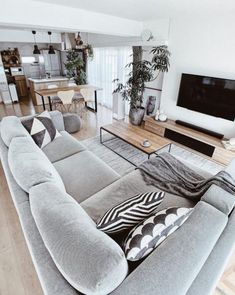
[{"left": 144, "top": 116, "right": 235, "bottom": 165}]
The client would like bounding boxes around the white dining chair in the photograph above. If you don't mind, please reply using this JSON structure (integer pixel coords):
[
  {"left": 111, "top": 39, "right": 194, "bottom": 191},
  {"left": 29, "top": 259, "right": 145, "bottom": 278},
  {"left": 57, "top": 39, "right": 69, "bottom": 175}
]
[
  {"left": 68, "top": 82, "right": 86, "bottom": 115},
  {"left": 57, "top": 90, "right": 75, "bottom": 113},
  {"left": 47, "top": 84, "right": 62, "bottom": 111},
  {"left": 80, "top": 87, "right": 95, "bottom": 111}
]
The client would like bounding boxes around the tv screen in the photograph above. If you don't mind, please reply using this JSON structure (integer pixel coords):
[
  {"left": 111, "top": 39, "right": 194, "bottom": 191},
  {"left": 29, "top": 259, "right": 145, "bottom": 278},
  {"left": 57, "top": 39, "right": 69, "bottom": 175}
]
[{"left": 177, "top": 73, "right": 235, "bottom": 121}]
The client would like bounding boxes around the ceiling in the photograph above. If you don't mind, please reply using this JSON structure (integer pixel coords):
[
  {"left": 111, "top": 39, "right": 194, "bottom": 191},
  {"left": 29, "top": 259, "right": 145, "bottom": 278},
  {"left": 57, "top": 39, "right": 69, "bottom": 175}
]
[{"left": 34, "top": 0, "right": 235, "bottom": 21}]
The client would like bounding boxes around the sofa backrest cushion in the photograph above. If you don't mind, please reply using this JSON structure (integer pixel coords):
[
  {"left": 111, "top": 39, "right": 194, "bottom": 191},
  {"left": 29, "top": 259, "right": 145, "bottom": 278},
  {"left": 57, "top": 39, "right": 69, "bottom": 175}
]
[
  {"left": 8, "top": 137, "right": 65, "bottom": 193},
  {"left": 29, "top": 182, "right": 128, "bottom": 295},
  {"left": 0, "top": 116, "right": 30, "bottom": 147}
]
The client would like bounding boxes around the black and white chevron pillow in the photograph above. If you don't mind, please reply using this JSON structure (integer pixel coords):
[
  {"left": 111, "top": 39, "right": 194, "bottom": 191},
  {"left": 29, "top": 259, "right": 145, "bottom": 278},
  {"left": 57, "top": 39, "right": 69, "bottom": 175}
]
[
  {"left": 124, "top": 207, "right": 193, "bottom": 261},
  {"left": 97, "top": 191, "right": 164, "bottom": 233},
  {"left": 22, "top": 111, "right": 61, "bottom": 148}
]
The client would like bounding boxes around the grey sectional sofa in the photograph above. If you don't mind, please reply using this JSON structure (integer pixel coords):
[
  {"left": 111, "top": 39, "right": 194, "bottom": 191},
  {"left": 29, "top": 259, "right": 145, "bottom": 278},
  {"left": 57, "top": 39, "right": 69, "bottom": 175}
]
[{"left": 0, "top": 110, "right": 235, "bottom": 295}]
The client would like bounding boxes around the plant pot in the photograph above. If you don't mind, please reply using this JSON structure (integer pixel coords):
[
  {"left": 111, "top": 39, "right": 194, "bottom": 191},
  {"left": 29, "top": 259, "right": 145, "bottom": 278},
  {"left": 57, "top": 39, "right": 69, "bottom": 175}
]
[{"left": 129, "top": 107, "right": 145, "bottom": 125}]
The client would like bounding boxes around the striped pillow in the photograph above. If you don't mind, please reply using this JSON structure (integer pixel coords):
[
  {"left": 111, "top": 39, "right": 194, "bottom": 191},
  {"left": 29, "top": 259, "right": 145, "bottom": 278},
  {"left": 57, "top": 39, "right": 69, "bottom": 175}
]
[{"left": 97, "top": 191, "right": 164, "bottom": 233}]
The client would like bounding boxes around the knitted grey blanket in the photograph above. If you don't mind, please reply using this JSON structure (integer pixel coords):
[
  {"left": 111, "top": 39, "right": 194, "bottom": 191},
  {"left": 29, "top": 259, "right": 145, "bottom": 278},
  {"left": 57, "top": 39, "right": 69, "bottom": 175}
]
[{"left": 138, "top": 153, "right": 235, "bottom": 202}]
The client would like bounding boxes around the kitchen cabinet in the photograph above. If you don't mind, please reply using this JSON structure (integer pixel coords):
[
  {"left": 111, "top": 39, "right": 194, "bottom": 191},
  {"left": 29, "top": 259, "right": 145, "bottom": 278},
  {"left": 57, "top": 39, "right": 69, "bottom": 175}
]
[{"left": 14, "top": 75, "right": 28, "bottom": 98}]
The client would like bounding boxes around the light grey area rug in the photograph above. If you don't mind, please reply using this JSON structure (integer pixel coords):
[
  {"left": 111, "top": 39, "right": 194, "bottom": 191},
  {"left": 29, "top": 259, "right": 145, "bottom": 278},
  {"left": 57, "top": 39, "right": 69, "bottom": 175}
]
[{"left": 82, "top": 135, "right": 223, "bottom": 176}]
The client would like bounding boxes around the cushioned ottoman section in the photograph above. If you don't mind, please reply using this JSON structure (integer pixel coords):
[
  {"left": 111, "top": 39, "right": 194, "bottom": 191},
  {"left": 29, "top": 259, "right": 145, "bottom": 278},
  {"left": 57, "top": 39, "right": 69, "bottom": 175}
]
[
  {"left": 112, "top": 201, "right": 228, "bottom": 295},
  {"left": 43, "top": 131, "right": 86, "bottom": 163},
  {"left": 30, "top": 183, "right": 128, "bottom": 295},
  {"left": 0, "top": 116, "right": 30, "bottom": 147},
  {"left": 81, "top": 169, "right": 196, "bottom": 223},
  {"left": 53, "top": 151, "right": 120, "bottom": 202},
  {"left": 8, "top": 137, "right": 65, "bottom": 193},
  {"left": 202, "top": 184, "right": 235, "bottom": 215},
  {"left": 63, "top": 113, "right": 81, "bottom": 133}
]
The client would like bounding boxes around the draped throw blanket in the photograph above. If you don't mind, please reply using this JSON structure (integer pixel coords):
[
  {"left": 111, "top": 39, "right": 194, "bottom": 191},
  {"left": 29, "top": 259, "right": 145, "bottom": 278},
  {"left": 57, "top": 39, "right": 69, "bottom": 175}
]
[{"left": 138, "top": 153, "right": 235, "bottom": 202}]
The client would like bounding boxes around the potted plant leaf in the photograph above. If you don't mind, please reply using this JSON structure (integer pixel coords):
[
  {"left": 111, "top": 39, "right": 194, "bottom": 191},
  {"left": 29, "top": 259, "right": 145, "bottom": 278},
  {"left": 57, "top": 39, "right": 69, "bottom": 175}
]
[
  {"left": 64, "top": 49, "right": 87, "bottom": 85},
  {"left": 113, "top": 45, "right": 170, "bottom": 125}
]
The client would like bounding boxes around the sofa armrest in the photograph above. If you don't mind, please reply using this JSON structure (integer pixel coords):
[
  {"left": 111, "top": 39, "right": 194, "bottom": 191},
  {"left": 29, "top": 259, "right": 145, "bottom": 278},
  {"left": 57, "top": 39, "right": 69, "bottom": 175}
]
[
  {"left": 202, "top": 184, "right": 235, "bottom": 215},
  {"left": 112, "top": 201, "right": 227, "bottom": 295},
  {"left": 30, "top": 183, "right": 128, "bottom": 295}
]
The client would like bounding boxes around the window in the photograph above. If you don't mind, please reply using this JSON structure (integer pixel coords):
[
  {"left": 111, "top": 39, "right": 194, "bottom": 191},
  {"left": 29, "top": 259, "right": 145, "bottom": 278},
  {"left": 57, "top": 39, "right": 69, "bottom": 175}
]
[
  {"left": 21, "top": 56, "right": 36, "bottom": 64},
  {"left": 87, "top": 47, "right": 132, "bottom": 109}
]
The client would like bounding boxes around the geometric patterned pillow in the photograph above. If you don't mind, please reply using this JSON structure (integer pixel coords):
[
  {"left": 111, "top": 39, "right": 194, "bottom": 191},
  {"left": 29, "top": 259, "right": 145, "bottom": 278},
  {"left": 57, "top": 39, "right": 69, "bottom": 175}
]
[
  {"left": 96, "top": 191, "right": 165, "bottom": 234},
  {"left": 124, "top": 207, "right": 193, "bottom": 261},
  {"left": 22, "top": 111, "right": 61, "bottom": 148}
]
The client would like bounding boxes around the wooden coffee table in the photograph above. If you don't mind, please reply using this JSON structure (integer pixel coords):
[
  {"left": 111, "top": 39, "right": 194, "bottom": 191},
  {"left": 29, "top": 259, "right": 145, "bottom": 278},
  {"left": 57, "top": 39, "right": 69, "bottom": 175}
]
[{"left": 100, "top": 121, "right": 172, "bottom": 165}]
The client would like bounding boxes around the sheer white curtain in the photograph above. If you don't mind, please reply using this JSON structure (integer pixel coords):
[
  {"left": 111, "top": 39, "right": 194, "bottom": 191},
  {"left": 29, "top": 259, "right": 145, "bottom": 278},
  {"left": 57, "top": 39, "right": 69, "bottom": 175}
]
[{"left": 87, "top": 47, "right": 132, "bottom": 109}]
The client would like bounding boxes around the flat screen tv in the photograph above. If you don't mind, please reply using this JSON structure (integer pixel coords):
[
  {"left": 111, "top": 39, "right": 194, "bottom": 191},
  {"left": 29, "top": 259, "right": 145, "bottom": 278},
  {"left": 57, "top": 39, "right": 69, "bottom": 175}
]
[{"left": 177, "top": 73, "right": 235, "bottom": 121}]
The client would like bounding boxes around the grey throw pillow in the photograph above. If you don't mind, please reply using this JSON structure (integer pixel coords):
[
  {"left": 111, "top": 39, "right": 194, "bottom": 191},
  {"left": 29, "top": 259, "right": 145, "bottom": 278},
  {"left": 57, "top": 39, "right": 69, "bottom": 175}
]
[
  {"left": 124, "top": 207, "right": 193, "bottom": 261},
  {"left": 97, "top": 191, "right": 165, "bottom": 233},
  {"left": 22, "top": 111, "right": 61, "bottom": 148}
]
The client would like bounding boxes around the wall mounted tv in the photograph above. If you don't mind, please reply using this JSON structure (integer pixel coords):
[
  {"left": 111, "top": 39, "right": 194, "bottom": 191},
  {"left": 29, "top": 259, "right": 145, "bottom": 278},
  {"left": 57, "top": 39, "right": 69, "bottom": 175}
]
[{"left": 177, "top": 73, "right": 235, "bottom": 121}]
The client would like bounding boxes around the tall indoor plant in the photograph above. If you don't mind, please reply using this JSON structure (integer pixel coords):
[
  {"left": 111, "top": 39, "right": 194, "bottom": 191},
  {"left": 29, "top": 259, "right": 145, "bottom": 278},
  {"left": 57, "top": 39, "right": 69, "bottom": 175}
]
[
  {"left": 114, "top": 45, "right": 170, "bottom": 125},
  {"left": 64, "top": 49, "right": 87, "bottom": 85}
]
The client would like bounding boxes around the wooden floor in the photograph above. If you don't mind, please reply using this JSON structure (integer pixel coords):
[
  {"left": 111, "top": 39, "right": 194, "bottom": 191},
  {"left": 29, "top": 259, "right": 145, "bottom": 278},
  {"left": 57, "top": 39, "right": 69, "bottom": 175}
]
[{"left": 0, "top": 97, "right": 234, "bottom": 295}]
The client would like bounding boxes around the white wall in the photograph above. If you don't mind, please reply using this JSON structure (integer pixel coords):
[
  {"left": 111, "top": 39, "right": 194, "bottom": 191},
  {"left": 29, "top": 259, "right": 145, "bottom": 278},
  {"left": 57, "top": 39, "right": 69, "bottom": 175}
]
[
  {"left": 0, "top": 0, "right": 142, "bottom": 37},
  {"left": 85, "top": 19, "right": 170, "bottom": 47},
  {"left": 161, "top": 16, "right": 235, "bottom": 138},
  {"left": 0, "top": 29, "right": 61, "bottom": 43}
]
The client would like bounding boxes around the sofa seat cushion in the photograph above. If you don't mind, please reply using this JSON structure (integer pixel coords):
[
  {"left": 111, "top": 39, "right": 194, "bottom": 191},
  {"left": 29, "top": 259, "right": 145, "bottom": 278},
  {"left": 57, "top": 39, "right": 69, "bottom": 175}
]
[
  {"left": 43, "top": 131, "right": 86, "bottom": 163},
  {"left": 30, "top": 183, "right": 128, "bottom": 295},
  {"left": 53, "top": 151, "right": 120, "bottom": 203},
  {"left": 0, "top": 116, "right": 31, "bottom": 147},
  {"left": 8, "top": 137, "right": 65, "bottom": 193},
  {"left": 81, "top": 169, "right": 195, "bottom": 223}
]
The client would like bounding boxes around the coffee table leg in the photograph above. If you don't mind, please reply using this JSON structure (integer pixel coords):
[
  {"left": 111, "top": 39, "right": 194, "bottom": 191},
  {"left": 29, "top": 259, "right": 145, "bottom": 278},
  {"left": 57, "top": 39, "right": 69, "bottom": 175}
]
[
  {"left": 100, "top": 128, "right": 103, "bottom": 143},
  {"left": 168, "top": 143, "right": 172, "bottom": 153}
]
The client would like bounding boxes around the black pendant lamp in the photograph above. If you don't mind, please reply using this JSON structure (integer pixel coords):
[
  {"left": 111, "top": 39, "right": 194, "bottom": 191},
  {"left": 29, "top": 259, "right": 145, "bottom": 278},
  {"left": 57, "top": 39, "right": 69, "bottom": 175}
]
[
  {"left": 48, "top": 32, "right": 55, "bottom": 54},
  {"left": 32, "top": 31, "right": 41, "bottom": 54}
]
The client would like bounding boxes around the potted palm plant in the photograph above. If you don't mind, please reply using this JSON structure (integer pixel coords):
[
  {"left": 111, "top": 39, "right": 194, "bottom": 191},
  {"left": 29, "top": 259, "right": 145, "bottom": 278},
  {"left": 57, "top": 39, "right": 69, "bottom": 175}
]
[{"left": 113, "top": 45, "right": 170, "bottom": 125}]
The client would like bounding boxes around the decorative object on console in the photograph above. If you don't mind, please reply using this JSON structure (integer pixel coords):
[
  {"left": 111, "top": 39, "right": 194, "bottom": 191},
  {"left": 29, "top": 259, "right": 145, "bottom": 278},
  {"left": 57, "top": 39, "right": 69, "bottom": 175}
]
[
  {"left": 97, "top": 191, "right": 165, "bottom": 233},
  {"left": 222, "top": 139, "right": 235, "bottom": 151},
  {"left": 155, "top": 109, "right": 160, "bottom": 121},
  {"left": 22, "top": 111, "right": 61, "bottom": 148},
  {"left": 124, "top": 207, "right": 193, "bottom": 261},
  {"left": 146, "top": 96, "right": 157, "bottom": 116},
  {"left": 158, "top": 111, "right": 167, "bottom": 122}
]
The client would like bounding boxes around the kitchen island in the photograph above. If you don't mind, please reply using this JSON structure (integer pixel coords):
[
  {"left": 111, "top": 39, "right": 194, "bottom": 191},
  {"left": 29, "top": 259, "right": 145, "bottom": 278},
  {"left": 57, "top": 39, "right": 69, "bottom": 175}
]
[{"left": 28, "top": 76, "right": 69, "bottom": 105}]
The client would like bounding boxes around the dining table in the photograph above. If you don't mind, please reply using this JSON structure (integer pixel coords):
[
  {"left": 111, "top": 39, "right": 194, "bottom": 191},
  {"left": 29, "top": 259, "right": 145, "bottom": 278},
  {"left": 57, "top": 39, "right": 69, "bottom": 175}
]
[{"left": 34, "top": 85, "right": 102, "bottom": 112}]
